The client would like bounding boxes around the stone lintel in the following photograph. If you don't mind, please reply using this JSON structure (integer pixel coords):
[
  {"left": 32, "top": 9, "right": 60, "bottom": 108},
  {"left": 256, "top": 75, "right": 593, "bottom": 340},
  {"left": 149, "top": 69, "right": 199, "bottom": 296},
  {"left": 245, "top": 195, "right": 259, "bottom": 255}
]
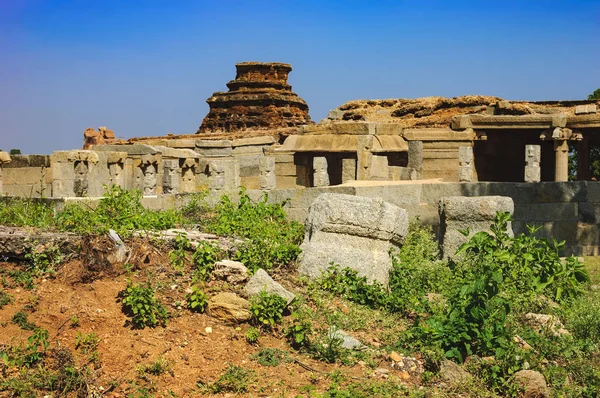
[
  {"left": 403, "top": 128, "right": 475, "bottom": 141},
  {"left": 232, "top": 136, "right": 276, "bottom": 147},
  {"left": 195, "top": 139, "right": 233, "bottom": 149},
  {"left": 467, "top": 115, "right": 555, "bottom": 129},
  {"left": 93, "top": 144, "right": 159, "bottom": 156},
  {"left": 567, "top": 114, "right": 600, "bottom": 129}
]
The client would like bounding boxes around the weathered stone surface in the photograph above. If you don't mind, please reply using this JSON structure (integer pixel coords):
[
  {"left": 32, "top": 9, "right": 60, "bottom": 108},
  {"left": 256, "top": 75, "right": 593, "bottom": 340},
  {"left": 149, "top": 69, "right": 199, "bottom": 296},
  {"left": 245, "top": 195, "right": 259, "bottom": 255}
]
[
  {"left": 259, "top": 157, "right": 276, "bottom": 190},
  {"left": 313, "top": 157, "right": 330, "bottom": 187},
  {"left": 0, "top": 151, "right": 11, "bottom": 164},
  {"left": 458, "top": 146, "right": 474, "bottom": 182},
  {"left": 244, "top": 268, "right": 295, "bottom": 304},
  {"left": 524, "top": 313, "right": 569, "bottom": 336},
  {"left": 575, "top": 104, "right": 597, "bottom": 115},
  {"left": 513, "top": 370, "right": 550, "bottom": 398},
  {"left": 198, "top": 62, "right": 312, "bottom": 134},
  {"left": 439, "top": 360, "right": 472, "bottom": 384},
  {"left": 212, "top": 260, "right": 249, "bottom": 284},
  {"left": 328, "top": 328, "right": 366, "bottom": 350},
  {"left": 439, "top": 196, "right": 514, "bottom": 258},
  {"left": 0, "top": 226, "right": 81, "bottom": 260},
  {"left": 298, "top": 193, "right": 408, "bottom": 286},
  {"left": 208, "top": 292, "right": 251, "bottom": 323},
  {"left": 83, "top": 126, "right": 116, "bottom": 149}
]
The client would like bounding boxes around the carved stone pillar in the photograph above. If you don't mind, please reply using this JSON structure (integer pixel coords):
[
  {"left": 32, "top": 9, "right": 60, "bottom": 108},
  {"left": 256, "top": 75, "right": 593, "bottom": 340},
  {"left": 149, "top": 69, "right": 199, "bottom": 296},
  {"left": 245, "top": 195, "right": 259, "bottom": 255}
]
[
  {"left": 524, "top": 145, "right": 541, "bottom": 182},
  {"left": 139, "top": 155, "right": 160, "bottom": 195},
  {"left": 357, "top": 136, "right": 373, "bottom": 180},
  {"left": 259, "top": 157, "right": 276, "bottom": 190},
  {"left": 458, "top": 146, "right": 474, "bottom": 182},
  {"left": 313, "top": 157, "right": 329, "bottom": 187},
  {"left": 341, "top": 158, "right": 357, "bottom": 183},
  {"left": 181, "top": 158, "right": 198, "bottom": 193},
  {"left": 208, "top": 161, "right": 225, "bottom": 191},
  {"left": 554, "top": 140, "right": 569, "bottom": 182},
  {"left": 162, "top": 159, "right": 180, "bottom": 194},
  {"left": 107, "top": 153, "right": 126, "bottom": 188}
]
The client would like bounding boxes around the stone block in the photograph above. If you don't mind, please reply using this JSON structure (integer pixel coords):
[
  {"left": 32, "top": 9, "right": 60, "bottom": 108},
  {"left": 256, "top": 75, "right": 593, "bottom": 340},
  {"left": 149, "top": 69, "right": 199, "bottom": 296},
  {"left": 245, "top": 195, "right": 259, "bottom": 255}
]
[
  {"left": 354, "top": 184, "right": 422, "bottom": 208},
  {"left": 232, "top": 136, "right": 275, "bottom": 147},
  {"left": 533, "top": 182, "right": 587, "bottom": 203},
  {"left": 244, "top": 269, "right": 295, "bottom": 304},
  {"left": 407, "top": 141, "right": 423, "bottom": 176},
  {"left": 439, "top": 196, "right": 514, "bottom": 258},
  {"left": 524, "top": 166, "right": 541, "bottom": 183},
  {"left": 93, "top": 144, "right": 158, "bottom": 156},
  {"left": 259, "top": 156, "right": 276, "bottom": 190},
  {"left": 298, "top": 193, "right": 408, "bottom": 286},
  {"left": 275, "top": 162, "right": 297, "bottom": 176},
  {"left": 313, "top": 157, "right": 330, "bottom": 187},
  {"left": 195, "top": 140, "right": 232, "bottom": 148},
  {"left": 197, "top": 147, "right": 233, "bottom": 157},
  {"left": 575, "top": 104, "right": 597, "bottom": 115},
  {"left": 341, "top": 158, "right": 357, "bottom": 183},
  {"left": 578, "top": 202, "right": 600, "bottom": 223}
]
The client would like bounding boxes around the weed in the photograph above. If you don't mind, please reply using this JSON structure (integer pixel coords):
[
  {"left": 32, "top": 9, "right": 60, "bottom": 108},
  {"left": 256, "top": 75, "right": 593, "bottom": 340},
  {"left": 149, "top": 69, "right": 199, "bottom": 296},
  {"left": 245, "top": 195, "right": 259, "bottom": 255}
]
[
  {"left": 284, "top": 310, "right": 313, "bottom": 349},
  {"left": 168, "top": 233, "right": 191, "bottom": 272},
  {"left": 0, "top": 289, "right": 13, "bottom": 309},
  {"left": 252, "top": 347, "right": 289, "bottom": 366},
  {"left": 245, "top": 326, "right": 260, "bottom": 344},
  {"left": 565, "top": 290, "right": 600, "bottom": 347},
  {"left": 186, "top": 286, "right": 208, "bottom": 313},
  {"left": 249, "top": 290, "right": 288, "bottom": 328},
  {"left": 0, "top": 198, "right": 55, "bottom": 228},
  {"left": 311, "top": 326, "right": 345, "bottom": 364},
  {"left": 137, "top": 356, "right": 173, "bottom": 377},
  {"left": 121, "top": 281, "right": 169, "bottom": 329},
  {"left": 191, "top": 241, "right": 223, "bottom": 281},
  {"left": 24, "top": 243, "right": 63, "bottom": 276},
  {"left": 75, "top": 332, "right": 100, "bottom": 355},
  {"left": 12, "top": 311, "right": 36, "bottom": 331},
  {"left": 69, "top": 315, "right": 80, "bottom": 328},
  {"left": 202, "top": 364, "right": 255, "bottom": 394}
]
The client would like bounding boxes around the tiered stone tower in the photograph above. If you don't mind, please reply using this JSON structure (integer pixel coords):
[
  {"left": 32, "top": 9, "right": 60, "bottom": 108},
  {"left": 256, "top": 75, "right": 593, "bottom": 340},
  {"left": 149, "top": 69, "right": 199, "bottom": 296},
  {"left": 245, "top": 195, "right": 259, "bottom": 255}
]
[{"left": 197, "top": 62, "right": 311, "bottom": 134}]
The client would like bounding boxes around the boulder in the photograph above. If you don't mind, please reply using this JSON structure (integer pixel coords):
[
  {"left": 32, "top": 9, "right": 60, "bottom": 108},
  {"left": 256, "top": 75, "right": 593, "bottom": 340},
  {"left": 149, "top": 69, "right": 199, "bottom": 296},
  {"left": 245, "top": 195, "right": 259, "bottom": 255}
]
[
  {"left": 0, "top": 151, "right": 11, "bottom": 164},
  {"left": 212, "top": 260, "right": 249, "bottom": 284},
  {"left": 298, "top": 193, "right": 408, "bottom": 286},
  {"left": 328, "top": 328, "right": 366, "bottom": 350},
  {"left": 439, "top": 359, "right": 471, "bottom": 384},
  {"left": 208, "top": 293, "right": 251, "bottom": 323},
  {"left": 244, "top": 269, "right": 295, "bottom": 305},
  {"left": 513, "top": 370, "right": 550, "bottom": 398},
  {"left": 439, "top": 196, "right": 514, "bottom": 258},
  {"left": 524, "top": 313, "right": 569, "bottom": 337}
]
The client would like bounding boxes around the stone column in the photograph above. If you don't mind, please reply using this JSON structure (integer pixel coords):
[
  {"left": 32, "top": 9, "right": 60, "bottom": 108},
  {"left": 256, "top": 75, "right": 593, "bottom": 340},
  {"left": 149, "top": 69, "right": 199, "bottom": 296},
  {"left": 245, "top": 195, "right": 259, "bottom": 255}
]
[
  {"left": 313, "top": 157, "right": 330, "bottom": 187},
  {"left": 554, "top": 140, "right": 569, "bottom": 182},
  {"left": 357, "top": 135, "right": 374, "bottom": 180},
  {"left": 407, "top": 141, "right": 423, "bottom": 179},
  {"left": 0, "top": 151, "right": 11, "bottom": 195},
  {"left": 208, "top": 159, "right": 240, "bottom": 192},
  {"left": 208, "top": 161, "right": 225, "bottom": 192},
  {"left": 341, "top": 158, "right": 357, "bottom": 183},
  {"left": 138, "top": 154, "right": 160, "bottom": 195},
  {"left": 107, "top": 153, "right": 126, "bottom": 188},
  {"left": 577, "top": 136, "right": 590, "bottom": 181},
  {"left": 181, "top": 158, "right": 198, "bottom": 193},
  {"left": 259, "top": 156, "right": 276, "bottom": 190},
  {"left": 162, "top": 159, "right": 181, "bottom": 194},
  {"left": 524, "top": 145, "right": 541, "bottom": 182},
  {"left": 458, "top": 146, "right": 474, "bottom": 182}
]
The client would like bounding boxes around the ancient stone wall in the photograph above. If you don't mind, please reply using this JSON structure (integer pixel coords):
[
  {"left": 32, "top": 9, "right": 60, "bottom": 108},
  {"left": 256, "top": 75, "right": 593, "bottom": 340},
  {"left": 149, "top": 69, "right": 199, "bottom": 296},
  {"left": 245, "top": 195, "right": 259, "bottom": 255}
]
[{"left": 1, "top": 155, "right": 52, "bottom": 197}]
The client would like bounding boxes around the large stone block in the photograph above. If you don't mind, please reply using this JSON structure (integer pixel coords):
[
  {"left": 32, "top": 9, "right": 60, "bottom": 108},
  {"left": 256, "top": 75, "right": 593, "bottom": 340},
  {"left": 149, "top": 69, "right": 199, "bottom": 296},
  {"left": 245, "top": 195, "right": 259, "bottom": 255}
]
[
  {"left": 439, "top": 196, "right": 514, "bottom": 258},
  {"left": 298, "top": 193, "right": 408, "bottom": 286}
]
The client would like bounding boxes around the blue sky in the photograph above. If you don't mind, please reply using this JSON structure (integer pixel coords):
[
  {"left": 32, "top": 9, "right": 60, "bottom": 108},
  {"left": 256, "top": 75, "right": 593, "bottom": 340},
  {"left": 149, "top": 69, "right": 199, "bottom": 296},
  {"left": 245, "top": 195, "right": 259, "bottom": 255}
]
[{"left": 1, "top": 0, "right": 599, "bottom": 154}]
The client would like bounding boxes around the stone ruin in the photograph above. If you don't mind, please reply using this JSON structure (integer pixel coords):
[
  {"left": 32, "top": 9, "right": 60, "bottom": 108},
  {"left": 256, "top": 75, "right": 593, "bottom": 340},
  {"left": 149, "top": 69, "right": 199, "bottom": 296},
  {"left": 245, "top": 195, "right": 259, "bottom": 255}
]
[
  {"left": 298, "top": 193, "right": 408, "bottom": 286},
  {"left": 197, "top": 62, "right": 312, "bottom": 134},
  {"left": 83, "top": 126, "right": 117, "bottom": 149}
]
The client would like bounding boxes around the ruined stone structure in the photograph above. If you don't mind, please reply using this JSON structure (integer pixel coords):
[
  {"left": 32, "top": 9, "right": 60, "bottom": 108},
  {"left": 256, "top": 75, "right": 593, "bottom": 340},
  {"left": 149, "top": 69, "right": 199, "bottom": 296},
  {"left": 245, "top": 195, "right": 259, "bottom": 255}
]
[
  {"left": 197, "top": 62, "right": 312, "bottom": 134},
  {"left": 3, "top": 62, "right": 600, "bottom": 256}
]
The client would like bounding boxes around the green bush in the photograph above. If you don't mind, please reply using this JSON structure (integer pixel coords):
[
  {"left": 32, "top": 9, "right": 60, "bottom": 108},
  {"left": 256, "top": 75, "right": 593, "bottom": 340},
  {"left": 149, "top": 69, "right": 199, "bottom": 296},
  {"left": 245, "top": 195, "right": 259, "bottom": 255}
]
[
  {"left": 251, "top": 348, "right": 288, "bottom": 366},
  {"left": 121, "top": 281, "right": 168, "bottom": 329},
  {"left": 0, "top": 198, "right": 54, "bottom": 228},
  {"left": 0, "top": 290, "right": 13, "bottom": 309},
  {"left": 207, "top": 190, "right": 303, "bottom": 273},
  {"left": 203, "top": 365, "right": 255, "bottom": 394},
  {"left": 249, "top": 291, "right": 288, "bottom": 328},
  {"left": 169, "top": 233, "right": 191, "bottom": 271},
  {"left": 192, "top": 241, "right": 224, "bottom": 281},
  {"left": 186, "top": 286, "right": 208, "bottom": 313},
  {"left": 245, "top": 327, "right": 260, "bottom": 344},
  {"left": 24, "top": 243, "right": 63, "bottom": 276},
  {"left": 284, "top": 310, "right": 313, "bottom": 349}
]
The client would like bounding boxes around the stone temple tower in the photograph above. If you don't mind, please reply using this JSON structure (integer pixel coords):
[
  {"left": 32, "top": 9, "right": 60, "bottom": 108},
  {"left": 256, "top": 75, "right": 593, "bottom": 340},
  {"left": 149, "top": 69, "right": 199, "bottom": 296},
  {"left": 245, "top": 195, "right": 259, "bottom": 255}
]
[{"left": 197, "top": 62, "right": 312, "bottom": 134}]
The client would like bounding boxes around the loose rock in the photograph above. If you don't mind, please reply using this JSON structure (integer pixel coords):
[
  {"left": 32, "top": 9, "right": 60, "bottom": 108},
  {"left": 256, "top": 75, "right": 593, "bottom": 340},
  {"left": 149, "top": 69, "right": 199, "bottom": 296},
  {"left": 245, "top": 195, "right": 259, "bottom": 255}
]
[
  {"left": 212, "top": 260, "right": 249, "bottom": 284},
  {"left": 244, "top": 268, "right": 295, "bottom": 304},
  {"left": 513, "top": 370, "right": 550, "bottom": 398},
  {"left": 208, "top": 292, "right": 252, "bottom": 323},
  {"left": 524, "top": 313, "right": 569, "bottom": 336},
  {"left": 439, "top": 359, "right": 472, "bottom": 384}
]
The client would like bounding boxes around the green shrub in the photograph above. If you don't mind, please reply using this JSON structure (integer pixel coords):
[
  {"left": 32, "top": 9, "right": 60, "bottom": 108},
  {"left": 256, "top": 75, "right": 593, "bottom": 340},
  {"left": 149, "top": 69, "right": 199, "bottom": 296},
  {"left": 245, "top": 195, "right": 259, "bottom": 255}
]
[
  {"left": 121, "top": 281, "right": 168, "bottom": 329},
  {"left": 0, "top": 290, "right": 13, "bottom": 309},
  {"left": 186, "top": 286, "right": 208, "bottom": 313},
  {"left": 207, "top": 190, "right": 303, "bottom": 272},
  {"left": 249, "top": 291, "right": 288, "bottom": 328},
  {"left": 245, "top": 327, "right": 260, "bottom": 344},
  {"left": 169, "top": 233, "right": 191, "bottom": 271},
  {"left": 12, "top": 311, "right": 36, "bottom": 331},
  {"left": 75, "top": 332, "right": 100, "bottom": 355},
  {"left": 565, "top": 291, "right": 600, "bottom": 347},
  {"left": 192, "top": 241, "right": 224, "bottom": 281},
  {"left": 203, "top": 365, "right": 255, "bottom": 394},
  {"left": 311, "top": 327, "right": 345, "bottom": 364},
  {"left": 24, "top": 243, "right": 63, "bottom": 276},
  {"left": 0, "top": 198, "right": 54, "bottom": 228},
  {"left": 251, "top": 348, "right": 288, "bottom": 366},
  {"left": 284, "top": 310, "right": 313, "bottom": 349}
]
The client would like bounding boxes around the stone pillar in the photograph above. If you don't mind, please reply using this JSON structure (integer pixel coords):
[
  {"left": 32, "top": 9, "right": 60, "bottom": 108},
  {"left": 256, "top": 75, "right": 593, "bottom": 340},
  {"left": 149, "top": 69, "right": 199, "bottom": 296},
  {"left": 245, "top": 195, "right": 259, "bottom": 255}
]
[
  {"left": 181, "top": 158, "right": 198, "bottom": 193},
  {"left": 524, "top": 145, "right": 541, "bottom": 182},
  {"left": 162, "top": 159, "right": 180, "bottom": 194},
  {"left": 341, "top": 158, "right": 357, "bottom": 183},
  {"left": 208, "top": 161, "right": 225, "bottom": 192},
  {"left": 458, "top": 146, "right": 474, "bottom": 182},
  {"left": 313, "top": 157, "right": 330, "bottom": 187},
  {"left": 407, "top": 141, "right": 423, "bottom": 179},
  {"left": 357, "top": 135, "right": 374, "bottom": 180},
  {"left": 0, "top": 151, "right": 11, "bottom": 195},
  {"left": 138, "top": 154, "right": 160, "bottom": 195},
  {"left": 208, "top": 159, "right": 240, "bottom": 192},
  {"left": 51, "top": 150, "right": 99, "bottom": 197},
  {"left": 554, "top": 140, "right": 569, "bottom": 182},
  {"left": 107, "top": 153, "right": 126, "bottom": 188},
  {"left": 259, "top": 156, "right": 276, "bottom": 190},
  {"left": 577, "top": 136, "right": 590, "bottom": 181}
]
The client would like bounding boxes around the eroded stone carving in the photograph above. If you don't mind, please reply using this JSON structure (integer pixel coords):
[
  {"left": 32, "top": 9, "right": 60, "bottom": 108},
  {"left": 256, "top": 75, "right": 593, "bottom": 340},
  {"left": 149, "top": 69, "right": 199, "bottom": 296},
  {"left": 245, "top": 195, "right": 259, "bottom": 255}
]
[
  {"left": 163, "top": 159, "right": 180, "bottom": 194},
  {"left": 181, "top": 158, "right": 198, "bottom": 193},
  {"left": 208, "top": 161, "right": 225, "bottom": 191},
  {"left": 73, "top": 160, "right": 89, "bottom": 197},
  {"left": 138, "top": 155, "right": 160, "bottom": 195},
  {"left": 259, "top": 157, "right": 276, "bottom": 190},
  {"left": 313, "top": 157, "right": 329, "bottom": 187},
  {"left": 458, "top": 146, "right": 474, "bottom": 182},
  {"left": 524, "top": 145, "right": 541, "bottom": 183}
]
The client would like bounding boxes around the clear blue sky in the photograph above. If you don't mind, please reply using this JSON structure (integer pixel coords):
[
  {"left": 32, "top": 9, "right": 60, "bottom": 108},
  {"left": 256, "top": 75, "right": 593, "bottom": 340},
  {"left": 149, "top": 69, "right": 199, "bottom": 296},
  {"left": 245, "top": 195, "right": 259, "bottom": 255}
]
[{"left": 1, "top": 0, "right": 599, "bottom": 154}]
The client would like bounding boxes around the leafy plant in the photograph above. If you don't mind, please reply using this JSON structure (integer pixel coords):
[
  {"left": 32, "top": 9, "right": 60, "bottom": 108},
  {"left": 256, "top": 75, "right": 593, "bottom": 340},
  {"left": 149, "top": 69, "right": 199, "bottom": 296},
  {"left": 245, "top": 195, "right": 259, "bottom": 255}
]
[
  {"left": 284, "top": 310, "right": 313, "bottom": 349},
  {"left": 0, "top": 289, "right": 13, "bottom": 309},
  {"left": 192, "top": 241, "right": 223, "bottom": 281},
  {"left": 12, "top": 311, "right": 36, "bottom": 331},
  {"left": 137, "top": 356, "right": 172, "bottom": 377},
  {"left": 169, "top": 233, "right": 191, "bottom": 271},
  {"left": 75, "top": 332, "right": 100, "bottom": 355},
  {"left": 311, "top": 326, "right": 345, "bottom": 364},
  {"left": 251, "top": 348, "right": 288, "bottom": 366},
  {"left": 186, "top": 286, "right": 208, "bottom": 313},
  {"left": 24, "top": 243, "right": 63, "bottom": 276},
  {"left": 121, "top": 281, "right": 168, "bottom": 329},
  {"left": 202, "top": 364, "right": 255, "bottom": 394},
  {"left": 245, "top": 327, "right": 260, "bottom": 344},
  {"left": 249, "top": 291, "right": 288, "bottom": 328}
]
